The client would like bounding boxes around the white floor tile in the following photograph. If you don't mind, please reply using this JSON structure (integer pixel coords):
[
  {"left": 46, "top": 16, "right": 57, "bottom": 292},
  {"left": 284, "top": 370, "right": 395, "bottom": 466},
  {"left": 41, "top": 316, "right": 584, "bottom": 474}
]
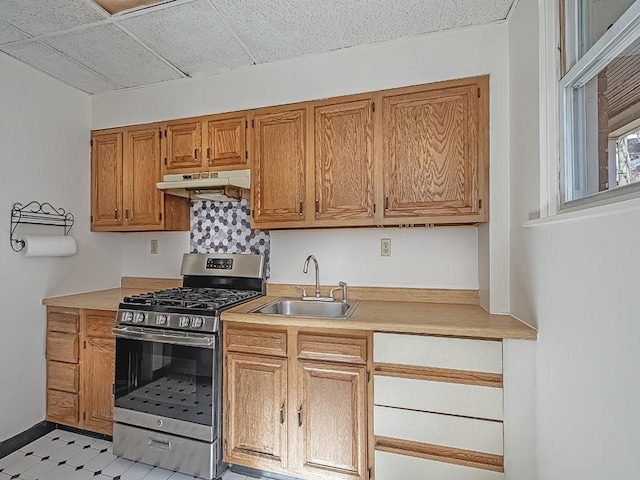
[
  {"left": 0, "top": 472, "right": 11, "bottom": 480},
  {"left": 21, "top": 459, "right": 59, "bottom": 480},
  {"left": 40, "top": 464, "right": 77, "bottom": 480},
  {"left": 0, "top": 449, "right": 26, "bottom": 470},
  {"left": 91, "top": 439, "right": 113, "bottom": 452},
  {"left": 31, "top": 439, "right": 69, "bottom": 457},
  {"left": 1, "top": 453, "right": 42, "bottom": 476},
  {"left": 121, "top": 462, "right": 154, "bottom": 480},
  {"left": 143, "top": 466, "right": 174, "bottom": 480},
  {"left": 20, "top": 435, "right": 56, "bottom": 453},
  {"left": 93, "top": 475, "right": 112, "bottom": 480},
  {"left": 50, "top": 443, "right": 86, "bottom": 463},
  {"left": 50, "top": 430, "right": 92, "bottom": 446},
  {"left": 101, "top": 457, "right": 135, "bottom": 477},
  {"left": 66, "top": 447, "right": 101, "bottom": 468},
  {"left": 167, "top": 472, "right": 195, "bottom": 480},
  {"left": 65, "top": 469, "right": 97, "bottom": 480},
  {"left": 221, "top": 472, "right": 247, "bottom": 480},
  {"left": 84, "top": 452, "right": 118, "bottom": 472}
]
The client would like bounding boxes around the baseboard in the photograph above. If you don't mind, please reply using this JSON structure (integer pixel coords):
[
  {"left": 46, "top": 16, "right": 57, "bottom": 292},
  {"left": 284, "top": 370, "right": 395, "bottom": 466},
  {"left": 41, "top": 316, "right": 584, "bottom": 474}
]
[
  {"left": 0, "top": 421, "right": 55, "bottom": 459},
  {"left": 230, "top": 465, "right": 302, "bottom": 480}
]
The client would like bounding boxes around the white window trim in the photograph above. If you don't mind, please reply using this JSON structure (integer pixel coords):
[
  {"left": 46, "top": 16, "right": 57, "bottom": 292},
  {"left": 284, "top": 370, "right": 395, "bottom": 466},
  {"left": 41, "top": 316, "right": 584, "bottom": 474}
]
[{"left": 537, "top": 0, "right": 640, "bottom": 221}]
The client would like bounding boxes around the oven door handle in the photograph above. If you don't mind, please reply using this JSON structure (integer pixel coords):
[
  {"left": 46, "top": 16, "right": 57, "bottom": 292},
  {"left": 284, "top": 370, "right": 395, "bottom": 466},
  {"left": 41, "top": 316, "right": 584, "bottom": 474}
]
[{"left": 113, "top": 326, "right": 215, "bottom": 349}]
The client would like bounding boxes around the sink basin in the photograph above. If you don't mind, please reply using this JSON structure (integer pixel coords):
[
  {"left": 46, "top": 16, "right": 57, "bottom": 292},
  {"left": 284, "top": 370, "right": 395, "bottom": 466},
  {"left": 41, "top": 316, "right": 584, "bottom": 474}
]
[{"left": 252, "top": 298, "right": 359, "bottom": 319}]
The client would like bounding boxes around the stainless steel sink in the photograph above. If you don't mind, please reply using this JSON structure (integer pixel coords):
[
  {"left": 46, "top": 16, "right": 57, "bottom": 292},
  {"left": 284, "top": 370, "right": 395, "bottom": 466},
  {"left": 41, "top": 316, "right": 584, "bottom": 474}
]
[{"left": 252, "top": 298, "right": 359, "bottom": 319}]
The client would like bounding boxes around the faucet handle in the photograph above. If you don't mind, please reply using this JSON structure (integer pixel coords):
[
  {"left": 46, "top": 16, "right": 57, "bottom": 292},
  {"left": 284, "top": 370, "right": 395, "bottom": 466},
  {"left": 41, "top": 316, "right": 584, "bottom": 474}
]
[
  {"left": 295, "top": 285, "right": 307, "bottom": 299},
  {"left": 329, "top": 282, "right": 348, "bottom": 303}
]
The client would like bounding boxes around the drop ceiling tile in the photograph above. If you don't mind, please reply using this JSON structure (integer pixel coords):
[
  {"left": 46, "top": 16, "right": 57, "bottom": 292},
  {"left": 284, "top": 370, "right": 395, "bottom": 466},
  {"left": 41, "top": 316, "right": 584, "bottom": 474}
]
[
  {"left": 119, "top": 0, "right": 253, "bottom": 76},
  {"left": 0, "top": 0, "right": 106, "bottom": 36},
  {"left": 0, "top": 41, "right": 115, "bottom": 94},
  {"left": 44, "top": 23, "right": 183, "bottom": 89},
  {"left": 213, "top": 0, "right": 343, "bottom": 63},
  {"left": 442, "top": 0, "right": 514, "bottom": 30},
  {"left": 333, "top": 0, "right": 444, "bottom": 48},
  {"left": 0, "top": 18, "right": 30, "bottom": 44}
]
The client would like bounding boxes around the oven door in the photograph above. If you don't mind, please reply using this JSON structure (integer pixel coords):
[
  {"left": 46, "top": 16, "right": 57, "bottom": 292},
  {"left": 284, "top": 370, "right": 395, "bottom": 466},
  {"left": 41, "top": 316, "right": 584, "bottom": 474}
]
[{"left": 113, "top": 325, "right": 217, "bottom": 442}]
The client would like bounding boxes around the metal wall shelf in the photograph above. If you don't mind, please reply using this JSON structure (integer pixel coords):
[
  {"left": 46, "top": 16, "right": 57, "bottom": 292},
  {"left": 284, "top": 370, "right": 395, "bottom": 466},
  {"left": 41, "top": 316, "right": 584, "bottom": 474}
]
[{"left": 10, "top": 201, "right": 74, "bottom": 253}]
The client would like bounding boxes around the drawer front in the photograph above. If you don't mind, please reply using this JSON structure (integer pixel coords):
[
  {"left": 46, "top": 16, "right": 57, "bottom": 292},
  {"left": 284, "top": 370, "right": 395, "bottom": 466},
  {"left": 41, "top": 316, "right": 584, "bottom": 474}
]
[
  {"left": 47, "top": 309, "right": 79, "bottom": 334},
  {"left": 374, "top": 376, "right": 503, "bottom": 421},
  {"left": 47, "top": 361, "right": 80, "bottom": 393},
  {"left": 84, "top": 312, "right": 116, "bottom": 338},
  {"left": 375, "top": 451, "right": 504, "bottom": 480},
  {"left": 47, "top": 389, "right": 80, "bottom": 426},
  {"left": 225, "top": 325, "right": 287, "bottom": 357},
  {"left": 297, "top": 332, "right": 368, "bottom": 365},
  {"left": 374, "top": 405, "right": 503, "bottom": 455},
  {"left": 46, "top": 333, "right": 79, "bottom": 363},
  {"left": 374, "top": 333, "right": 502, "bottom": 374}
]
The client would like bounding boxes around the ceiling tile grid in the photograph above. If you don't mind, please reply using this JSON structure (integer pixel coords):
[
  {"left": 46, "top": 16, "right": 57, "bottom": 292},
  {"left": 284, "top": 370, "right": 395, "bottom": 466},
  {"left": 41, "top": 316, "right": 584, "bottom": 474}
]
[
  {"left": 212, "top": 0, "right": 344, "bottom": 63},
  {"left": 441, "top": 0, "right": 514, "bottom": 30},
  {"left": 0, "top": 18, "right": 30, "bottom": 44},
  {"left": 333, "top": 0, "right": 445, "bottom": 48},
  {"left": 0, "top": 41, "right": 116, "bottom": 94},
  {"left": 43, "top": 23, "right": 184, "bottom": 89},
  {"left": 118, "top": 0, "right": 254, "bottom": 77},
  {"left": 0, "top": 0, "right": 106, "bottom": 36}
]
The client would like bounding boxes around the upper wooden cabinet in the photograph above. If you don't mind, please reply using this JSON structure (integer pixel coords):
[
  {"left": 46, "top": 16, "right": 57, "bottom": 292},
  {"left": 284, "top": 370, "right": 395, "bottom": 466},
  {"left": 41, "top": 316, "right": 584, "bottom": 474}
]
[
  {"left": 379, "top": 77, "right": 488, "bottom": 223},
  {"left": 91, "top": 125, "right": 189, "bottom": 232},
  {"left": 250, "top": 75, "right": 488, "bottom": 230},
  {"left": 250, "top": 105, "right": 308, "bottom": 226},
  {"left": 205, "top": 113, "right": 248, "bottom": 168},
  {"left": 164, "top": 119, "right": 202, "bottom": 172}
]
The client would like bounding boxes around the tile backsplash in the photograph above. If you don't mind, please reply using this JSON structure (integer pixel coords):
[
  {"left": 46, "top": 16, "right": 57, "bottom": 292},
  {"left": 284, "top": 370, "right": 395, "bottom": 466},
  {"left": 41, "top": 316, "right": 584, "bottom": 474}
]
[{"left": 190, "top": 199, "right": 270, "bottom": 276}]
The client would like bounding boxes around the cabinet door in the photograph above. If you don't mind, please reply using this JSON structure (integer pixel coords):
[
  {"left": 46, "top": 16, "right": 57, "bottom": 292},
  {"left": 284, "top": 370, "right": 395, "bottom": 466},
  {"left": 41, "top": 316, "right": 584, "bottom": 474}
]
[
  {"left": 251, "top": 107, "right": 308, "bottom": 225},
  {"left": 205, "top": 114, "right": 247, "bottom": 168},
  {"left": 123, "top": 126, "right": 163, "bottom": 229},
  {"left": 225, "top": 353, "right": 288, "bottom": 471},
  {"left": 314, "top": 98, "right": 374, "bottom": 222},
  {"left": 83, "top": 335, "right": 115, "bottom": 435},
  {"left": 91, "top": 132, "right": 123, "bottom": 228},
  {"left": 381, "top": 79, "right": 486, "bottom": 220},
  {"left": 296, "top": 361, "right": 367, "bottom": 480},
  {"left": 164, "top": 120, "right": 203, "bottom": 172}
]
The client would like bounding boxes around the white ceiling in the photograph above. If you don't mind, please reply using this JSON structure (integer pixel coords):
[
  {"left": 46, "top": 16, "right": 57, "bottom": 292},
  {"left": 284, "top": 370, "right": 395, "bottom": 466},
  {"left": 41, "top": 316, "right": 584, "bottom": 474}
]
[{"left": 0, "top": 0, "right": 515, "bottom": 95}]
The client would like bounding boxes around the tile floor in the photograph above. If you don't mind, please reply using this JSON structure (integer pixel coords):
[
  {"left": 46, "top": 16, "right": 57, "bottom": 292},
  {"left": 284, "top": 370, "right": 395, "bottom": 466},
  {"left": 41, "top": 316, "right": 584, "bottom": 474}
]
[{"left": 0, "top": 430, "right": 258, "bottom": 480}]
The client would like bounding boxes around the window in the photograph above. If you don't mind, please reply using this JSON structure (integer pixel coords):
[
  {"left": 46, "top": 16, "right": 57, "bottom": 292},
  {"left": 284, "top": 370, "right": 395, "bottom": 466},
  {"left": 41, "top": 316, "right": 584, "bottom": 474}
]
[{"left": 560, "top": 0, "right": 640, "bottom": 208}]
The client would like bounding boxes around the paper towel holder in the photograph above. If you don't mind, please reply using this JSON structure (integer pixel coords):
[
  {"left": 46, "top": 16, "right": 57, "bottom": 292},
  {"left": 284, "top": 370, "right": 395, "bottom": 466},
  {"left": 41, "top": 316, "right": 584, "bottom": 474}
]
[{"left": 10, "top": 201, "right": 75, "bottom": 253}]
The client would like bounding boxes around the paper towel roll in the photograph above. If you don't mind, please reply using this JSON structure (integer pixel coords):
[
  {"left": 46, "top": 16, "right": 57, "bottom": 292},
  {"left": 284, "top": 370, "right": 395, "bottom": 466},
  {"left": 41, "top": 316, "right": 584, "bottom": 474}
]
[{"left": 19, "top": 235, "right": 77, "bottom": 257}]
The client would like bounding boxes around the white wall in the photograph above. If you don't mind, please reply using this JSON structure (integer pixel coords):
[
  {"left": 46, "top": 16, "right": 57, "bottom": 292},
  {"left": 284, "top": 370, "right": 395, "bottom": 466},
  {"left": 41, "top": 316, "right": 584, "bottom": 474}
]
[
  {"left": 93, "top": 23, "right": 511, "bottom": 305},
  {"left": 0, "top": 54, "right": 123, "bottom": 441},
  {"left": 510, "top": 0, "right": 640, "bottom": 478}
]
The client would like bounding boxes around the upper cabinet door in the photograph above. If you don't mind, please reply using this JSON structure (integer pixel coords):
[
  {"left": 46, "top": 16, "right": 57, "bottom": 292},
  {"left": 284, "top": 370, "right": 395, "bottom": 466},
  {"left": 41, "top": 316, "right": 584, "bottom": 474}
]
[
  {"left": 91, "top": 132, "right": 123, "bottom": 228},
  {"left": 381, "top": 77, "right": 487, "bottom": 222},
  {"left": 251, "top": 107, "right": 308, "bottom": 225},
  {"left": 205, "top": 113, "right": 248, "bottom": 169},
  {"left": 314, "top": 98, "right": 375, "bottom": 223},
  {"left": 164, "top": 120, "right": 202, "bottom": 172},
  {"left": 123, "top": 126, "right": 163, "bottom": 229}
]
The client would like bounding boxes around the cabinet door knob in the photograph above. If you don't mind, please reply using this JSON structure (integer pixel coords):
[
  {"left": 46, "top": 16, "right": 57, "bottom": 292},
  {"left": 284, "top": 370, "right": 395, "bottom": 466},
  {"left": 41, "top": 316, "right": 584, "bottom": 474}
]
[
  {"left": 297, "top": 407, "right": 303, "bottom": 427},
  {"left": 299, "top": 201, "right": 303, "bottom": 216},
  {"left": 194, "top": 148, "right": 198, "bottom": 160},
  {"left": 114, "top": 208, "right": 119, "bottom": 221},
  {"left": 125, "top": 208, "right": 130, "bottom": 221},
  {"left": 280, "top": 405, "right": 285, "bottom": 425}
]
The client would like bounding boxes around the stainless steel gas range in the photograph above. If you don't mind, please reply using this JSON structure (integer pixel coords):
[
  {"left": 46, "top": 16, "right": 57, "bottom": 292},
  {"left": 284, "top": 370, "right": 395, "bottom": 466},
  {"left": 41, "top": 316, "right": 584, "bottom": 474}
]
[{"left": 112, "top": 253, "right": 265, "bottom": 480}]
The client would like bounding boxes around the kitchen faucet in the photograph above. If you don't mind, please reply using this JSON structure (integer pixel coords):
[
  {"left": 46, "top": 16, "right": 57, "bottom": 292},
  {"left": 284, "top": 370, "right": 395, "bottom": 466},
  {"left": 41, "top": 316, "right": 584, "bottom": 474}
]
[
  {"left": 297, "top": 255, "right": 348, "bottom": 302},
  {"left": 303, "top": 255, "right": 321, "bottom": 298}
]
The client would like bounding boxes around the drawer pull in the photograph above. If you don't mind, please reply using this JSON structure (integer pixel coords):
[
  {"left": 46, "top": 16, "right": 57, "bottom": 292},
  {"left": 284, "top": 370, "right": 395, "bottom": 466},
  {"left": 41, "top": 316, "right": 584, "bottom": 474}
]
[{"left": 148, "top": 438, "right": 171, "bottom": 451}]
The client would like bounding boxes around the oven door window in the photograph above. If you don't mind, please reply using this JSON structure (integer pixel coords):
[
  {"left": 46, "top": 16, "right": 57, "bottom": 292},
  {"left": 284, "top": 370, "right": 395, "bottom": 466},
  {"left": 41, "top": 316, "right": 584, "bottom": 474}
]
[{"left": 115, "top": 337, "right": 214, "bottom": 426}]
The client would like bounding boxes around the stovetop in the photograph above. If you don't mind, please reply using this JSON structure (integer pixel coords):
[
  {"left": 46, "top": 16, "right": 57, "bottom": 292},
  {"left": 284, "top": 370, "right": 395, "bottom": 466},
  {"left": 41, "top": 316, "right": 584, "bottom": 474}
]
[{"left": 122, "top": 287, "right": 262, "bottom": 312}]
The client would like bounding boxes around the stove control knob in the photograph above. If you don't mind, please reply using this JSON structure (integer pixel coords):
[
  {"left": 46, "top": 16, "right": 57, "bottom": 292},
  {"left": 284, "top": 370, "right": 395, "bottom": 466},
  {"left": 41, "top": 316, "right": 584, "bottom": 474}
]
[
  {"left": 121, "top": 312, "right": 133, "bottom": 323},
  {"left": 156, "top": 315, "right": 167, "bottom": 326},
  {"left": 133, "top": 313, "right": 145, "bottom": 324},
  {"left": 179, "top": 316, "right": 191, "bottom": 328},
  {"left": 191, "top": 317, "right": 203, "bottom": 328}
]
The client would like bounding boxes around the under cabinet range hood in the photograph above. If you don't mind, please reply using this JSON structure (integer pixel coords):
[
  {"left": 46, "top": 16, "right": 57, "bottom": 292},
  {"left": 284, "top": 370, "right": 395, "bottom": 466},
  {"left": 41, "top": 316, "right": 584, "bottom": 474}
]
[{"left": 157, "top": 169, "right": 250, "bottom": 201}]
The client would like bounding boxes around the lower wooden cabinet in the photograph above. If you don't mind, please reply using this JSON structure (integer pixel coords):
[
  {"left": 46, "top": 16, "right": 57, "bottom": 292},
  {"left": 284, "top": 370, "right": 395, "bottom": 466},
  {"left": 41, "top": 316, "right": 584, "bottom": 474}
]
[
  {"left": 223, "top": 323, "right": 371, "bottom": 480},
  {"left": 46, "top": 307, "right": 115, "bottom": 436}
]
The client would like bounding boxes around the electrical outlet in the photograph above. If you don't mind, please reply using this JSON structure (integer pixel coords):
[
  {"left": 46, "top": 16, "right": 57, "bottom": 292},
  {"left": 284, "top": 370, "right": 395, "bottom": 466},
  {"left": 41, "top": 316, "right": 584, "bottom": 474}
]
[
  {"left": 381, "top": 238, "right": 391, "bottom": 256},
  {"left": 151, "top": 239, "right": 158, "bottom": 255}
]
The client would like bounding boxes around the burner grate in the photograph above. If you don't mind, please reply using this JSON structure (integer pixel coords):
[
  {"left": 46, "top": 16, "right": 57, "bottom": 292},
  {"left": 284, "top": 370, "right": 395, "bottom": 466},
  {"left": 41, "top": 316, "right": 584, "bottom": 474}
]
[{"left": 122, "top": 287, "right": 262, "bottom": 312}]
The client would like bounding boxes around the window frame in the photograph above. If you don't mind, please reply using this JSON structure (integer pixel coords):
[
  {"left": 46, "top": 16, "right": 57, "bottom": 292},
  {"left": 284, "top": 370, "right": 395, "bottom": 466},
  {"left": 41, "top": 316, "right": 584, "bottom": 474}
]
[{"left": 558, "top": 1, "right": 640, "bottom": 212}]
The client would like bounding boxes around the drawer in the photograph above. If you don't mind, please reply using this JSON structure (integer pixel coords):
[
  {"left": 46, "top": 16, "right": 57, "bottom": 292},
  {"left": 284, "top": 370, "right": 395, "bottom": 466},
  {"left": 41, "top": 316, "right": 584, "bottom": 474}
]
[
  {"left": 225, "top": 325, "right": 287, "bottom": 357},
  {"left": 47, "top": 308, "right": 79, "bottom": 334},
  {"left": 84, "top": 311, "right": 116, "bottom": 337},
  {"left": 47, "top": 361, "right": 80, "bottom": 393},
  {"left": 46, "top": 389, "right": 80, "bottom": 426},
  {"left": 374, "top": 405, "right": 503, "bottom": 455},
  {"left": 46, "top": 332, "right": 79, "bottom": 363},
  {"left": 297, "top": 332, "right": 368, "bottom": 365},
  {"left": 374, "top": 333, "right": 502, "bottom": 374},
  {"left": 375, "top": 451, "right": 504, "bottom": 480},
  {"left": 374, "top": 376, "right": 503, "bottom": 421}
]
